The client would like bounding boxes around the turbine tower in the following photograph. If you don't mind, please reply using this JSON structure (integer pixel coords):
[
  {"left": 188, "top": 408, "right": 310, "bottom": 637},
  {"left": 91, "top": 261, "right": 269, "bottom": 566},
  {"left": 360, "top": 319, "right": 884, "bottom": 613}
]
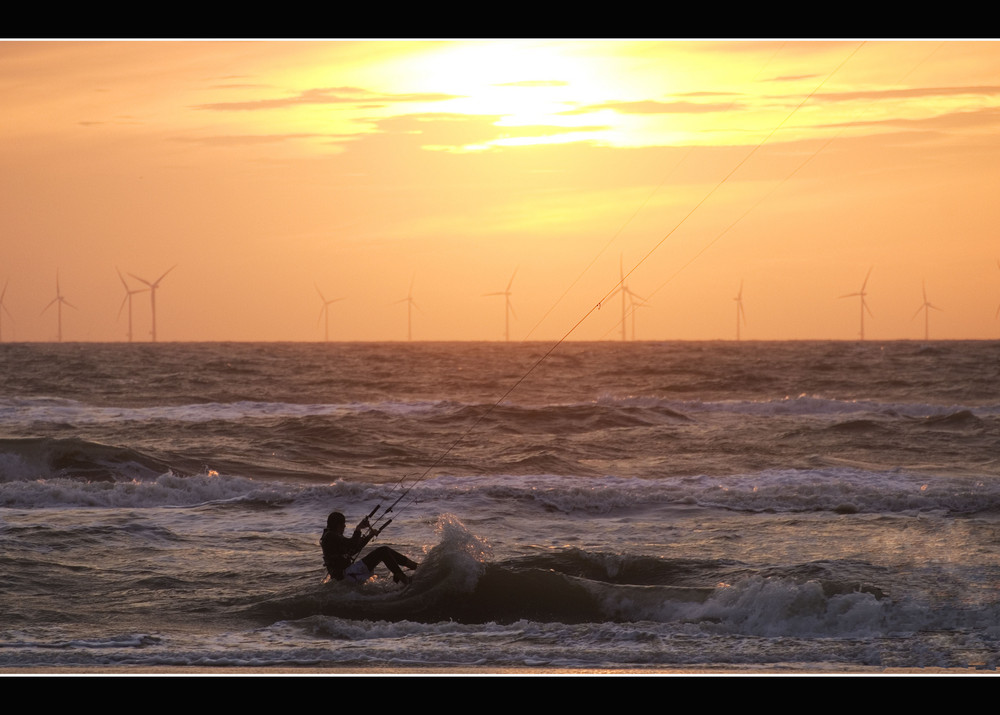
[
  {"left": 734, "top": 280, "right": 746, "bottom": 341},
  {"left": 912, "top": 280, "right": 942, "bottom": 340},
  {"left": 0, "top": 280, "right": 12, "bottom": 342},
  {"left": 839, "top": 267, "right": 873, "bottom": 340},
  {"left": 395, "top": 276, "right": 418, "bottom": 341},
  {"left": 116, "top": 268, "right": 148, "bottom": 343},
  {"left": 315, "top": 285, "right": 344, "bottom": 342},
  {"left": 41, "top": 272, "right": 76, "bottom": 342},
  {"left": 128, "top": 266, "right": 175, "bottom": 342},
  {"left": 483, "top": 268, "right": 517, "bottom": 342}
]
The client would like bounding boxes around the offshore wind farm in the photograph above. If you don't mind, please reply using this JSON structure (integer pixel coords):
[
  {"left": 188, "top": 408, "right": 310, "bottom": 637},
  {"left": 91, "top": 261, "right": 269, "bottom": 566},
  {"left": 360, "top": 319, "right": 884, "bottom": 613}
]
[{"left": 0, "top": 257, "right": 995, "bottom": 343}]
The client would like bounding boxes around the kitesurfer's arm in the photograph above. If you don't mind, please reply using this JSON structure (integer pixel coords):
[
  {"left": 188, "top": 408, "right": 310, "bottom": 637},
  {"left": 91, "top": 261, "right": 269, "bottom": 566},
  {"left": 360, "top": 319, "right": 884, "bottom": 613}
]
[
  {"left": 345, "top": 517, "right": 370, "bottom": 556},
  {"left": 356, "top": 517, "right": 383, "bottom": 553}
]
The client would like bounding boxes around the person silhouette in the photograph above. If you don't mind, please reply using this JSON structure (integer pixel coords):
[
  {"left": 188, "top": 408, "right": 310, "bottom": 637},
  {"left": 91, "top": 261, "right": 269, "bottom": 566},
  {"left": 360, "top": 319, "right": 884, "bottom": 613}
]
[{"left": 320, "top": 511, "right": 419, "bottom": 585}]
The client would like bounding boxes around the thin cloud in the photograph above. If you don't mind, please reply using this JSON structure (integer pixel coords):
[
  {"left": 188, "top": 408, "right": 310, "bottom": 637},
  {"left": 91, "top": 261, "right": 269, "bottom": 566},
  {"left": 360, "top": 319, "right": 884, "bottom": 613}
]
[
  {"left": 820, "top": 104, "right": 1000, "bottom": 132},
  {"left": 768, "top": 73, "right": 824, "bottom": 83},
  {"left": 813, "top": 85, "right": 1000, "bottom": 103},
  {"left": 567, "top": 99, "right": 745, "bottom": 115},
  {"left": 372, "top": 112, "right": 609, "bottom": 151},
  {"left": 172, "top": 132, "right": 324, "bottom": 146},
  {"left": 496, "top": 80, "right": 569, "bottom": 88},
  {"left": 193, "top": 86, "right": 458, "bottom": 112}
]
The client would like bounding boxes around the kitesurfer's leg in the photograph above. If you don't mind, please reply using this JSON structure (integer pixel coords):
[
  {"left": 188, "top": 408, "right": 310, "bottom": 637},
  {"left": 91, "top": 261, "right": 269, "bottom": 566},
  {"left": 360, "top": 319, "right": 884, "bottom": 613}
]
[
  {"left": 393, "top": 550, "right": 419, "bottom": 570},
  {"left": 361, "top": 546, "right": 417, "bottom": 583}
]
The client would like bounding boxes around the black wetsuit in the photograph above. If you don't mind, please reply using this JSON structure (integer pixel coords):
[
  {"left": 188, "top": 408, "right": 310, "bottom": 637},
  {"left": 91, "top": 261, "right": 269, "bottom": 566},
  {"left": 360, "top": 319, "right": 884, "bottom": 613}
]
[
  {"left": 320, "top": 522, "right": 418, "bottom": 583},
  {"left": 320, "top": 525, "right": 364, "bottom": 580}
]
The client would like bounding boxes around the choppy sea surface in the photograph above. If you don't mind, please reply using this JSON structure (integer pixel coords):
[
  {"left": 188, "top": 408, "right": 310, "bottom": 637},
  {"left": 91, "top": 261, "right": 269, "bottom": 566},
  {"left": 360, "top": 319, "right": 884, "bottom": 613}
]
[{"left": 1, "top": 340, "right": 999, "bottom": 672}]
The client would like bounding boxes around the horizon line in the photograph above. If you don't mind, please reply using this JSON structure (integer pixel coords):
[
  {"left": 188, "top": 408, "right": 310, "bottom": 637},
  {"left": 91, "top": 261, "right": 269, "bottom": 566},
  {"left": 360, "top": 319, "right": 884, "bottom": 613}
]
[{"left": 4, "top": 337, "right": 999, "bottom": 346}]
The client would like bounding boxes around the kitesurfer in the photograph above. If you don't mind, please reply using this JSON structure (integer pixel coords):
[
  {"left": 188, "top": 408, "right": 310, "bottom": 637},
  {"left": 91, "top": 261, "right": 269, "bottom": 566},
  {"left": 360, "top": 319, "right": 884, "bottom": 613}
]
[{"left": 321, "top": 511, "right": 419, "bottom": 585}]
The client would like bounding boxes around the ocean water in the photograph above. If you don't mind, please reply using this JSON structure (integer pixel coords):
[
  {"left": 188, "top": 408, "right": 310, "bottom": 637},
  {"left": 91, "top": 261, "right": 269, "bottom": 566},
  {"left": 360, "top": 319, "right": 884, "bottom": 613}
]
[{"left": 1, "top": 340, "right": 999, "bottom": 672}]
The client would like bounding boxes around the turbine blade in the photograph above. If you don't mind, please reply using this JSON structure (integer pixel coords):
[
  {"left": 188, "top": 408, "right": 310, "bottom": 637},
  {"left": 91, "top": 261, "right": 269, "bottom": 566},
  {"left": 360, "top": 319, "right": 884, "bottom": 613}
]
[
  {"left": 861, "top": 266, "right": 872, "bottom": 291},
  {"left": 153, "top": 265, "right": 177, "bottom": 286}
]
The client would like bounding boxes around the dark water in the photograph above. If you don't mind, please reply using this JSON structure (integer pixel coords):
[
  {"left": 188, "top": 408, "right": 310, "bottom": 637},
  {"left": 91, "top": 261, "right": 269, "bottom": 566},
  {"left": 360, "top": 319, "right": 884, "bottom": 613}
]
[{"left": 1, "top": 341, "right": 999, "bottom": 671}]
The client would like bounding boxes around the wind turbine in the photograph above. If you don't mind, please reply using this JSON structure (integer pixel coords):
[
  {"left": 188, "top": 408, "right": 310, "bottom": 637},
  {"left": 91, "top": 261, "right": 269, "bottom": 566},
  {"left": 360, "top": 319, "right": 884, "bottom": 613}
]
[
  {"left": 315, "top": 285, "right": 344, "bottom": 342},
  {"left": 395, "top": 276, "right": 419, "bottom": 341},
  {"left": 912, "top": 280, "right": 942, "bottom": 340},
  {"left": 128, "top": 266, "right": 175, "bottom": 342},
  {"left": 839, "top": 267, "right": 873, "bottom": 340},
  {"left": 116, "top": 268, "right": 148, "bottom": 343},
  {"left": 483, "top": 268, "right": 517, "bottom": 342},
  {"left": 628, "top": 292, "right": 649, "bottom": 340},
  {"left": 41, "top": 272, "right": 76, "bottom": 342},
  {"left": 0, "top": 280, "right": 12, "bottom": 342},
  {"left": 734, "top": 280, "right": 747, "bottom": 341},
  {"left": 609, "top": 256, "right": 646, "bottom": 341}
]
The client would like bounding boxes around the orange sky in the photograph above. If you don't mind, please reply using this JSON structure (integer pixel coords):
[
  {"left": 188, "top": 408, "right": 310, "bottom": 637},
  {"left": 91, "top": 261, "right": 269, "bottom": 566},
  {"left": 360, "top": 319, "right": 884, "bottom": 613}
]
[{"left": 2, "top": 39, "right": 999, "bottom": 342}]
